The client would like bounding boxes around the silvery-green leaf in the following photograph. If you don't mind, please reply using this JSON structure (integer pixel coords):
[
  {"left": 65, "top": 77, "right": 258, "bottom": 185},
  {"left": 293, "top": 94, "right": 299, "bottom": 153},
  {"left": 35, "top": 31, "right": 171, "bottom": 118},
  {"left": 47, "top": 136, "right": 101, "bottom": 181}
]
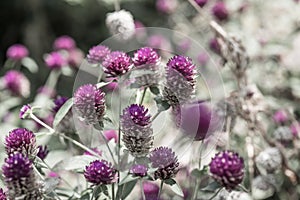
[
  {"left": 164, "top": 178, "right": 184, "bottom": 197},
  {"left": 53, "top": 98, "right": 73, "bottom": 129},
  {"left": 21, "top": 57, "right": 38, "bottom": 73}
]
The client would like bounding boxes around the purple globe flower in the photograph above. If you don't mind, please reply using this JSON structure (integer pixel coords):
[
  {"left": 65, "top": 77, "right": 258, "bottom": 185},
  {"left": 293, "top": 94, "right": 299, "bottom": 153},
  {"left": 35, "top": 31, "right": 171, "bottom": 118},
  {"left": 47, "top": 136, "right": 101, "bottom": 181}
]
[
  {"left": 53, "top": 35, "right": 76, "bottom": 50},
  {"left": 147, "top": 34, "right": 172, "bottom": 52},
  {"left": 212, "top": 2, "right": 229, "bottom": 21},
  {"left": 130, "top": 164, "right": 148, "bottom": 177},
  {"left": 156, "top": 0, "right": 178, "bottom": 14},
  {"left": 209, "top": 37, "right": 221, "bottom": 54},
  {"left": 53, "top": 96, "right": 69, "bottom": 113},
  {"left": 87, "top": 45, "right": 111, "bottom": 64},
  {"left": 3, "top": 70, "right": 30, "bottom": 98},
  {"left": 68, "top": 48, "right": 84, "bottom": 68},
  {"left": 74, "top": 84, "right": 106, "bottom": 124},
  {"left": 5, "top": 128, "right": 36, "bottom": 157},
  {"left": 176, "top": 39, "right": 191, "bottom": 54},
  {"left": 290, "top": 122, "right": 300, "bottom": 137},
  {"left": 209, "top": 150, "right": 244, "bottom": 191},
  {"left": 45, "top": 51, "right": 66, "bottom": 69},
  {"left": 143, "top": 181, "right": 159, "bottom": 200},
  {"left": 6, "top": 44, "right": 28, "bottom": 61},
  {"left": 197, "top": 52, "right": 209, "bottom": 66},
  {"left": 149, "top": 146, "right": 179, "bottom": 180},
  {"left": 104, "top": 130, "right": 118, "bottom": 143},
  {"left": 133, "top": 47, "right": 160, "bottom": 67},
  {"left": 195, "top": 0, "right": 207, "bottom": 7},
  {"left": 20, "top": 104, "right": 31, "bottom": 119},
  {"left": 273, "top": 110, "right": 288, "bottom": 124},
  {"left": 2, "top": 153, "right": 41, "bottom": 199},
  {"left": 102, "top": 51, "right": 132, "bottom": 77},
  {"left": 84, "top": 160, "right": 117, "bottom": 185},
  {"left": 37, "top": 145, "right": 49, "bottom": 160},
  {"left": 121, "top": 104, "right": 153, "bottom": 157},
  {"left": 0, "top": 188, "right": 6, "bottom": 200}
]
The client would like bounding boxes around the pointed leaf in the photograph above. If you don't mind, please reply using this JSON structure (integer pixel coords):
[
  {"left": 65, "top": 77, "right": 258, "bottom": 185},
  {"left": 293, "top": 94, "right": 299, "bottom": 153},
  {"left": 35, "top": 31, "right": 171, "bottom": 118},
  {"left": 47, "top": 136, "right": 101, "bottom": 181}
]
[
  {"left": 53, "top": 98, "right": 73, "bottom": 128},
  {"left": 164, "top": 179, "right": 184, "bottom": 197}
]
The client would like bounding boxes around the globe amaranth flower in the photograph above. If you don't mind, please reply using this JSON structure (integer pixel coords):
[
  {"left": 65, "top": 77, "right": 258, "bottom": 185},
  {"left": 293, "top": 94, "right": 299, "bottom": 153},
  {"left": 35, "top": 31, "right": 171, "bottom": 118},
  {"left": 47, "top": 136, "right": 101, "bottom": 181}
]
[
  {"left": 130, "top": 164, "right": 148, "bottom": 177},
  {"left": 149, "top": 146, "right": 179, "bottom": 180},
  {"left": 74, "top": 84, "right": 106, "bottom": 124},
  {"left": 273, "top": 110, "right": 288, "bottom": 124},
  {"left": 45, "top": 51, "right": 66, "bottom": 69},
  {"left": 2, "top": 153, "right": 42, "bottom": 199},
  {"left": 104, "top": 130, "right": 118, "bottom": 143},
  {"left": 37, "top": 145, "right": 49, "bottom": 160},
  {"left": 6, "top": 44, "right": 28, "bottom": 61},
  {"left": 87, "top": 45, "right": 111, "bottom": 64},
  {"left": 273, "top": 126, "right": 293, "bottom": 144},
  {"left": 53, "top": 96, "right": 69, "bottom": 113},
  {"left": 209, "top": 37, "right": 221, "bottom": 55},
  {"left": 5, "top": 128, "right": 36, "bottom": 157},
  {"left": 176, "top": 39, "right": 191, "bottom": 54},
  {"left": 132, "top": 47, "right": 161, "bottom": 87},
  {"left": 255, "top": 147, "right": 282, "bottom": 175},
  {"left": 106, "top": 10, "right": 135, "bottom": 40},
  {"left": 20, "top": 104, "right": 31, "bottom": 119},
  {"left": 84, "top": 159, "right": 117, "bottom": 185},
  {"left": 67, "top": 48, "right": 84, "bottom": 68},
  {"left": 0, "top": 189, "right": 6, "bottom": 200},
  {"left": 143, "top": 181, "right": 159, "bottom": 200},
  {"left": 212, "top": 2, "right": 229, "bottom": 21},
  {"left": 156, "top": 0, "right": 178, "bottom": 14},
  {"left": 197, "top": 52, "right": 209, "bottom": 66},
  {"left": 147, "top": 34, "right": 172, "bottom": 52},
  {"left": 3, "top": 70, "right": 30, "bottom": 98},
  {"left": 53, "top": 35, "right": 76, "bottom": 50},
  {"left": 121, "top": 104, "right": 153, "bottom": 157},
  {"left": 102, "top": 51, "right": 132, "bottom": 78},
  {"left": 195, "top": 0, "right": 207, "bottom": 7},
  {"left": 163, "top": 55, "right": 196, "bottom": 105},
  {"left": 209, "top": 150, "right": 244, "bottom": 191}
]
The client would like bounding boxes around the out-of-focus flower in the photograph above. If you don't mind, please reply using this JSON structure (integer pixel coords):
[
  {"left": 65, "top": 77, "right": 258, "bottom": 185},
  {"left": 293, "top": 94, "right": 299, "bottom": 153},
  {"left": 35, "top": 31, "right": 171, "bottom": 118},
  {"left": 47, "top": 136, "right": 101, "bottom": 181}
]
[
  {"left": 209, "top": 38, "right": 221, "bottom": 54},
  {"left": 134, "top": 21, "right": 146, "bottom": 38},
  {"left": 143, "top": 181, "right": 159, "bottom": 200},
  {"left": 273, "top": 110, "right": 288, "bottom": 124},
  {"left": 176, "top": 39, "right": 191, "bottom": 54},
  {"left": 68, "top": 48, "right": 84, "bottom": 68},
  {"left": 273, "top": 126, "right": 293, "bottom": 144},
  {"left": 212, "top": 2, "right": 229, "bottom": 21},
  {"left": 255, "top": 147, "right": 282, "bottom": 175},
  {"left": 227, "top": 191, "right": 253, "bottom": 200},
  {"left": 0, "top": 188, "right": 6, "bottom": 200},
  {"left": 121, "top": 104, "right": 153, "bottom": 157},
  {"left": 20, "top": 104, "right": 31, "bottom": 119},
  {"left": 197, "top": 52, "right": 209, "bottom": 66},
  {"left": 130, "top": 164, "right": 148, "bottom": 177},
  {"left": 37, "top": 86, "right": 56, "bottom": 98},
  {"left": 45, "top": 52, "right": 66, "bottom": 70},
  {"left": 87, "top": 45, "right": 111, "bottom": 64},
  {"left": 5, "top": 128, "right": 36, "bottom": 157},
  {"left": 6, "top": 44, "right": 28, "bottom": 61},
  {"left": 53, "top": 96, "right": 68, "bottom": 113},
  {"left": 84, "top": 160, "right": 117, "bottom": 185},
  {"left": 84, "top": 147, "right": 102, "bottom": 156},
  {"left": 290, "top": 122, "right": 300, "bottom": 137},
  {"left": 102, "top": 51, "right": 132, "bottom": 78},
  {"left": 156, "top": 0, "right": 178, "bottom": 14},
  {"left": 48, "top": 171, "right": 60, "bottom": 178},
  {"left": 163, "top": 55, "right": 196, "bottom": 105},
  {"left": 147, "top": 34, "right": 172, "bottom": 52},
  {"left": 53, "top": 35, "right": 76, "bottom": 51},
  {"left": 2, "top": 153, "right": 41, "bottom": 199},
  {"left": 106, "top": 10, "right": 135, "bottom": 40},
  {"left": 103, "top": 130, "right": 118, "bottom": 143},
  {"left": 74, "top": 84, "right": 106, "bottom": 124},
  {"left": 3, "top": 70, "right": 30, "bottom": 98},
  {"left": 209, "top": 150, "right": 244, "bottom": 191},
  {"left": 195, "top": 0, "right": 207, "bottom": 7},
  {"left": 150, "top": 146, "right": 179, "bottom": 180},
  {"left": 37, "top": 145, "right": 49, "bottom": 160},
  {"left": 252, "top": 176, "right": 275, "bottom": 200}
]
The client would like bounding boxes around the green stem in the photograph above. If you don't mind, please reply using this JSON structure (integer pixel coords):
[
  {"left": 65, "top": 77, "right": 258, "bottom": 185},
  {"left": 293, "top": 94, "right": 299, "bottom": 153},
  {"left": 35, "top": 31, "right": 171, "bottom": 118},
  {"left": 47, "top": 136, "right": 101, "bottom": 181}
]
[
  {"left": 114, "top": 0, "right": 120, "bottom": 11},
  {"left": 140, "top": 87, "right": 147, "bottom": 105},
  {"left": 30, "top": 112, "right": 55, "bottom": 134},
  {"left": 44, "top": 70, "right": 61, "bottom": 90},
  {"left": 208, "top": 188, "right": 223, "bottom": 200},
  {"left": 112, "top": 183, "right": 115, "bottom": 200},
  {"left": 98, "top": 129, "right": 117, "bottom": 166},
  {"left": 158, "top": 180, "right": 164, "bottom": 199},
  {"left": 140, "top": 179, "right": 146, "bottom": 200}
]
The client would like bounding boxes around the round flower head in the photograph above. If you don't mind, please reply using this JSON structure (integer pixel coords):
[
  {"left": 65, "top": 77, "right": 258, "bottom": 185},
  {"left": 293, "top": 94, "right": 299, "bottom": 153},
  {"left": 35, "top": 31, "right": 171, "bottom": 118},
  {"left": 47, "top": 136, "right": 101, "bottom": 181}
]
[
  {"left": 37, "top": 145, "right": 49, "bottom": 160},
  {"left": 74, "top": 84, "right": 106, "bottom": 124},
  {"left": 209, "top": 151, "right": 244, "bottom": 191},
  {"left": 290, "top": 122, "right": 300, "bottom": 137},
  {"left": 2, "top": 153, "right": 41, "bottom": 199},
  {"left": 53, "top": 96, "right": 69, "bottom": 113},
  {"left": 45, "top": 51, "right": 66, "bottom": 69},
  {"left": 212, "top": 2, "right": 229, "bottom": 21},
  {"left": 68, "top": 48, "right": 84, "bottom": 68},
  {"left": 5, "top": 128, "right": 36, "bottom": 157},
  {"left": 149, "top": 146, "right": 179, "bottom": 180},
  {"left": 143, "top": 181, "right": 159, "bottom": 200},
  {"left": 106, "top": 10, "right": 135, "bottom": 40},
  {"left": 273, "top": 126, "right": 293, "bottom": 145},
  {"left": 102, "top": 51, "right": 132, "bottom": 77},
  {"left": 130, "top": 164, "right": 148, "bottom": 177},
  {"left": 133, "top": 47, "right": 160, "bottom": 67},
  {"left": 176, "top": 39, "right": 191, "bottom": 54},
  {"left": 6, "top": 44, "right": 28, "bottom": 61},
  {"left": 209, "top": 37, "right": 221, "bottom": 54},
  {"left": 121, "top": 104, "right": 153, "bottom": 157},
  {"left": 255, "top": 147, "right": 282, "bottom": 175},
  {"left": 164, "top": 55, "right": 196, "bottom": 105},
  {"left": 104, "top": 130, "right": 118, "bottom": 143},
  {"left": 87, "top": 45, "right": 111, "bottom": 64},
  {"left": 0, "top": 189, "right": 6, "bottom": 200},
  {"left": 19, "top": 104, "right": 31, "bottom": 119},
  {"left": 156, "top": 0, "right": 178, "bottom": 14},
  {"left": 195, "top": 0, "right": 207, "bottom": 7},
  {"left": 3, "top": 70, "right": 30, "bottom": 98},
  {"left": 53, "top": 35, "right": 76, "bottom": 50},
  {"left": 273, "top": 110, "right": 288, "bottom": 124},
  {"left": 197, "top": 52, "right": 209, "bottom": 66},
  {"left": 84, "top": 159, "right": 117, "bottom": 185}
]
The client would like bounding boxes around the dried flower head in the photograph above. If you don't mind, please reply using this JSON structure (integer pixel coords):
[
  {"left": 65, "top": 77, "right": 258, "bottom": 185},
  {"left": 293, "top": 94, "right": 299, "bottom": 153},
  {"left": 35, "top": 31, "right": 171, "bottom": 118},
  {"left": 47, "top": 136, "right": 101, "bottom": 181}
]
[
  {"left": 121, "top": 104, "right": 153, "bottom": 157},
  {"left": 3, "top": 70, "right": 30, "bottom": 98},
  {"left": 150, "top": 146, "right": 179, "bottom": 180},
  {"left": 87, "top": 45, "right": 111, "bottom": 64},
  {"left": 84, "top": 160, "right": 117, "bottom": 185},
  {"left": 6, "top": 44, "right": 28, "bottom": 61},
  {"left": 102, "top": 51, "right": 132, "bottom": 78},
  {"left": 106, "top": 10, "right": 135, "bottom": 40},
  {"left": 255, "top": 147, "right": 282, "bottom": 175},
  {"left": 209, "top": 150, "right": 244, "bottom": 191},
  {"left": 273, "top": 126, "right": 293, "bottom": 144},
  {"left": 5, "top": 128, "right": 36, "bottom": 157},
  {"left": 74, "top": 84, "right": 106, "bottom": 124}
]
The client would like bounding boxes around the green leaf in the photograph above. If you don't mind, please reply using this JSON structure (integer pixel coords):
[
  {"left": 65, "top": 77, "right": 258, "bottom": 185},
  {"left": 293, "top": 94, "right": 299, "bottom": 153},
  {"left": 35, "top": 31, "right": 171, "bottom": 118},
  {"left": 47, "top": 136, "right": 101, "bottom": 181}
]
[
  {"left": 149, "top": 86, "right": 160, "bottom": 95},
  {"left": 191, "top": 166, "right": 208, "bottom": 178},
  {"left": 43, "top": 177, "right": 60, "bottom": 194},
  {"left": 93, "top": 185, "right": 102, "bottom": 198},
  {"left": 154, "top": 96, "right": 170, "bottom": 111},
  {"left": 21, "top": 57, "right": 38, "bottom": 73},
  {"left": 121, "top": 179, "right": 138, "bottom": 199},
  {"left": 96, "top": 81, "right": 113, "bottom": 88},
  {"left": 164, "top": 179, "right": 184, "bottom": 197},
  {"left": 200, "top": 181, "right": 222, "bottom": 192},
  {"left": 80, "top": 192, "right": 90, "bottom": 200},
  {"left": 119, "top": 174, "right": 140, "bottom": 185},
  {"left": 53, "top": 98, "right": 73, "bottom": 128}
]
